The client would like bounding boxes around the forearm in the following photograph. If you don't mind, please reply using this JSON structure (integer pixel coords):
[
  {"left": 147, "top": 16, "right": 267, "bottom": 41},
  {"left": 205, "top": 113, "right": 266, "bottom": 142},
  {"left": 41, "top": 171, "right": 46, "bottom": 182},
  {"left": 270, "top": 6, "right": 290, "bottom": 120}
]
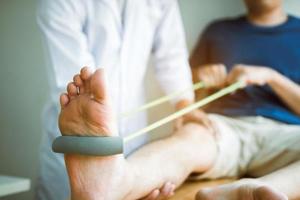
[
  {"left": 125, "top": 123, "right": 216, "bottom": 200},
  {"left": 268, "top": 70, "right": 300, "bottom": 115}
]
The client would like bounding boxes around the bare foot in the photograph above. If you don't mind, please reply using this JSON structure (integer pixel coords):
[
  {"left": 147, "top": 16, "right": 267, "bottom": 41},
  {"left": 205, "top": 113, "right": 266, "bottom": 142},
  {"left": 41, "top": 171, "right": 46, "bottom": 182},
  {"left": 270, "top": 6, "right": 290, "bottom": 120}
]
[
  {"left": 59, "top": 67, "right": 133, "bottom": 200},
  {"left": 59, "top": 67, "right": 116, "bottom": 136},
  {"left": 196, "top": 179, "right": 288, "bottom": 200}
]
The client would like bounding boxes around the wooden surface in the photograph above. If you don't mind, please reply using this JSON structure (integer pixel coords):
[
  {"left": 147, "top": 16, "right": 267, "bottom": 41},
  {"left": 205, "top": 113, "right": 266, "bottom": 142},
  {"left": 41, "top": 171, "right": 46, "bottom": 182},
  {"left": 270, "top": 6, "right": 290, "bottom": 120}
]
[
  {"left": 0, "top": 175, "right": 30, "bottom": 197},
  {"left": 169, "top": 179, "right": 234, "bottom": 200}
]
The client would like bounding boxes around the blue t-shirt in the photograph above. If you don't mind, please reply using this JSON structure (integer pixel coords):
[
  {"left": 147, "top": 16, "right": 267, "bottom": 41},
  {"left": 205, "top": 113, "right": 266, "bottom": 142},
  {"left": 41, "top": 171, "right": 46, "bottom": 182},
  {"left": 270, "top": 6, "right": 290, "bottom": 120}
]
[{"left": 193, "top": 15, "right": 300, "bottom": 124}]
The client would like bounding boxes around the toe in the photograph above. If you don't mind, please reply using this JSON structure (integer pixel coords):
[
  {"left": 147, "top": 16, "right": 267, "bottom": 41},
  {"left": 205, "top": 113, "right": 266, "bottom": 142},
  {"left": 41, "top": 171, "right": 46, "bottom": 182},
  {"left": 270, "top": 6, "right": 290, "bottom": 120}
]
[
  {"left": 255, "top": 186, "right": 288, "bottom": 200},
  {"left": 67, "top": 82, "right": 78, "bottom": 97},
  {"left": 60, "top": 93, "right": 69, "bottom": 108},
  {"left": 80, "top": 66, "right": 92, "bottom": 81},
  {"left": 73, "top": 74, "right": 83, "bottom": 87},
  {"left": 196, "top": 189, "right": 213, "bottom": 200},
  {"left": 73, "top": 74, "right": 85, "bottom": 94},
  {"left": 91, "top": 68, "right": 108, "bottom": 102}
]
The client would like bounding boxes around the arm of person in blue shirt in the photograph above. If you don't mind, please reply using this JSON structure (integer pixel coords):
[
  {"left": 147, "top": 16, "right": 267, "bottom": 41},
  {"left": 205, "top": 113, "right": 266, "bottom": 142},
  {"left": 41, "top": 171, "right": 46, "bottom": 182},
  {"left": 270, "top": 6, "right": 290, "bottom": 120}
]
[
  {"left": 227, "top": 64, "right": 300, "bottom": 116},
  {"left": 193, "top": 64, "right": 300, "bottom": 116}
]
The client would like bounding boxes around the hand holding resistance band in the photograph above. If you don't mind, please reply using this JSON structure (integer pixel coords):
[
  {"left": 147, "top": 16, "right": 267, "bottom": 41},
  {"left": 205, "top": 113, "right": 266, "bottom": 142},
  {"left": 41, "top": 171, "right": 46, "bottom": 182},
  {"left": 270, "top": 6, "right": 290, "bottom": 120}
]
[{"left": 52, "top": 81, "right": 245, "bottom": 156}]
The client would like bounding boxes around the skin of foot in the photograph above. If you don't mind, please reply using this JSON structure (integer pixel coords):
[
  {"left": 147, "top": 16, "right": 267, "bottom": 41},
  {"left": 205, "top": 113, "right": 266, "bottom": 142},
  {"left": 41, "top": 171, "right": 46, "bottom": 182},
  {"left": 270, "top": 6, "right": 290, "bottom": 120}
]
[
  {"left": 195, "top": 179, "right": 288, "bottom": 200},
  {"left": 59, "top": 67, "right": 134, "bottom": 200}
]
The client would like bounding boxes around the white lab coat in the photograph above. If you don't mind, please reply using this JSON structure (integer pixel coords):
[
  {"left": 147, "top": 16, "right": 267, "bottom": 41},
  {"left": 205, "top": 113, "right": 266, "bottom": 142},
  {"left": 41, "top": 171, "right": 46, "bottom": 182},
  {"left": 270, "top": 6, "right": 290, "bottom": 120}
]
[{"left": 36, "top": 0, "right": 194, "bottom": 199}]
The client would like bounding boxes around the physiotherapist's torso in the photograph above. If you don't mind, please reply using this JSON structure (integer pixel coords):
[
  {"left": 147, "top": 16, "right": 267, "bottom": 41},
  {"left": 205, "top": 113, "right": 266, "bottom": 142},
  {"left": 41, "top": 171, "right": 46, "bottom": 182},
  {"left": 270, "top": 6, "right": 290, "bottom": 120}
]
[{"left": 44, "top": 0, "right": 170, "bottom": 154}]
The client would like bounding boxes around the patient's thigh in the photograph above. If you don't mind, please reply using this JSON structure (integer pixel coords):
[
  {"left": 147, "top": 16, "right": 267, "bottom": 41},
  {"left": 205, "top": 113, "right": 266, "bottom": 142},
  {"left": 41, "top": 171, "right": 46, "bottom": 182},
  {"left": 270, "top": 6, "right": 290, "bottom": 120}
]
[{"left": 246, "top": 120, "right": 300, "bottom": 177}]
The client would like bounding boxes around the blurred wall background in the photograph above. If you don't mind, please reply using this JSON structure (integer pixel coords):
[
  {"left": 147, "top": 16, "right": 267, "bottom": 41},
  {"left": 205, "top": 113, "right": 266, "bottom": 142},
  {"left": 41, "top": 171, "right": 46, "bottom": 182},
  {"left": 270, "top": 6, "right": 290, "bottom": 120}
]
[{"left": 0, "top": 0, "right": 299, "bottom": 199}]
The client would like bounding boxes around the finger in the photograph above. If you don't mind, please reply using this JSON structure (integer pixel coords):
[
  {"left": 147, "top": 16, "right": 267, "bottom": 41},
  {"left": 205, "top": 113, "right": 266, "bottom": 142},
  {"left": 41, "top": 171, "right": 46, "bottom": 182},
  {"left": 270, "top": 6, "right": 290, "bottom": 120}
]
[
  {"left": 156, "top": 184, "right": 176, "bottom": 200},
  {"left": 205, "top": 71, "right": 215, "bottom": 87},
  {"left": 206, "top": 66, "right": 218, "bottom": 87},
  {"left": 141, "top": 189, "right": 160, "bottom": 200},
  {"left": 198, "top": 70, "right": 207, "bottom": 85},
  {"left": 227, "top": 67, "right": 248, "bottom": 88},
  {"left": 211, "top": 65, "right": 221, "bottom": 87},
  {"left": 212, "top": 65, "right": 221, "bottom": 86},
  {"left": 227, "top": 65, "right": 240, "bottom": 84},
  {"left": 204, "top": 64, "right": 225, "bottom": 88},
  {"left": 198, "top": 66, "right": 213, "bottom": 87},
  {"left": 168, "top": 184, "right": 176, "bottom": 197},
  {"left": 164, "top": 183, "right": 176, "bottom": 198},
  {"left": 160, "top": 182, "right": 173, "bottom": 197},
  {"left": 218, "top": 64, "right": 227, "bottom": 87}
]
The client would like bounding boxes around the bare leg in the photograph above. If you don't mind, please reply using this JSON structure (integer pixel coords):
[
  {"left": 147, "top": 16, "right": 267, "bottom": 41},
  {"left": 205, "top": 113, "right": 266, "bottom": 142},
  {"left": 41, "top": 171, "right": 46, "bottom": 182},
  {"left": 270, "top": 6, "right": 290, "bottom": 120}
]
[
  {"left": 128, "top": 123, "right": 217, "bottom": 199},
  {"left": 196, "top": 160, "right": 300, "bottom": 200},
  {"left": 59, "top": 67, "right": 217, "bottom": 200}
]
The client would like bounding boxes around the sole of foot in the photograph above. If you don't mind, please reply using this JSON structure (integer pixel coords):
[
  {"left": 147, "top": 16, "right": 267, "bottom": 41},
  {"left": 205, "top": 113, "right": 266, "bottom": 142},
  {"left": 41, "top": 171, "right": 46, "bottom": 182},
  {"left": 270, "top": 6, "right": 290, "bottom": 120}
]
[{"left": 59, "top": 67, "right": 133, "bottom": 200}]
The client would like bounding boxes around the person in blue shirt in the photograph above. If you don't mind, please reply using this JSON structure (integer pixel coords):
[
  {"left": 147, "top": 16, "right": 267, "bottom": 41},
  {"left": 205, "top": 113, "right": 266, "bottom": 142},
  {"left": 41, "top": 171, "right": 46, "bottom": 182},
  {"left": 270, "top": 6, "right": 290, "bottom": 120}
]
[
  {"left": 43, "top": 0, "right": 300, "bottom": 200},
  {"left": 191, "top": 7, "right": 300, "bottom": 125},
  {"left": 190, "top": 0, "right": 300, "bottom": 199}
]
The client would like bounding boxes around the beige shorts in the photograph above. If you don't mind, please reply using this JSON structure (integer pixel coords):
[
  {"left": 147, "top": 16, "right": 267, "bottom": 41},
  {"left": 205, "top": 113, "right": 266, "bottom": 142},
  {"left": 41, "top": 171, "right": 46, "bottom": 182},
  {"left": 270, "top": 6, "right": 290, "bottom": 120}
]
[{"left": 193, "top": 114, "right": 300, "bottom": 180}]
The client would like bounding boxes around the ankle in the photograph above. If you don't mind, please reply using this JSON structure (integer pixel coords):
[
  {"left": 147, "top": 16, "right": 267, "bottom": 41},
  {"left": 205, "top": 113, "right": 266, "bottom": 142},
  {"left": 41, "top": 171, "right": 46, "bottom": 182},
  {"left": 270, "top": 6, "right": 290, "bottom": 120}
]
[{"left": 66, "top": 154, "right": 127, "bottom": 200}]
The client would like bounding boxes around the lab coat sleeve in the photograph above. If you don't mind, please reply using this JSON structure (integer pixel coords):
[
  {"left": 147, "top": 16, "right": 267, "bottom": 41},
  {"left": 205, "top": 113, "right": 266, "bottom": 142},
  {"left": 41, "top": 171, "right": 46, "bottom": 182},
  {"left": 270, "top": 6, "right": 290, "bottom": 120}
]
[
  {"left": 37, "top": 0, "right": 96, "bottom": 93},
  {"left": 152, "top": 1, "right": 194, "bottom": 104}
]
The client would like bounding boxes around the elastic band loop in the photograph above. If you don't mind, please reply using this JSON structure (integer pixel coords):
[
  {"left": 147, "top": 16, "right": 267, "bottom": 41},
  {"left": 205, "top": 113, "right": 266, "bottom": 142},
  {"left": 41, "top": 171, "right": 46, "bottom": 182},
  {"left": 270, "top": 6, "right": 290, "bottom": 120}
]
[{"left": 52, "top": 136, "right": 123, "bottom": 156}]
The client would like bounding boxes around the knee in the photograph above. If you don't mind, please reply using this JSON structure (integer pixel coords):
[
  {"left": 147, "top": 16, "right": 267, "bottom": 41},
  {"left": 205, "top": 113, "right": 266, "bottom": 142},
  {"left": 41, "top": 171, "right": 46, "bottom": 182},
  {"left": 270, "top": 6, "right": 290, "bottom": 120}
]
[{"left": 176, "top": 123, "right": 214, "bottom": 141}]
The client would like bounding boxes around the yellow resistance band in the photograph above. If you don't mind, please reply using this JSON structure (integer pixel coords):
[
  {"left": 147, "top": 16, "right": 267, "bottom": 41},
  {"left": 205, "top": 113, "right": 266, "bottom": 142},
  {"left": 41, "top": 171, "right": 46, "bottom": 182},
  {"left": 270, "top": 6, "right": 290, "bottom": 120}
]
[
  {"left": 121, "top": 81, "right": 205, "bottom": 118},
  {"left": 52, "top": 81, "right": 245, "bottom": 156},
  {"left": 123, "top": 81, "right": 245, "bottom": 143}
]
